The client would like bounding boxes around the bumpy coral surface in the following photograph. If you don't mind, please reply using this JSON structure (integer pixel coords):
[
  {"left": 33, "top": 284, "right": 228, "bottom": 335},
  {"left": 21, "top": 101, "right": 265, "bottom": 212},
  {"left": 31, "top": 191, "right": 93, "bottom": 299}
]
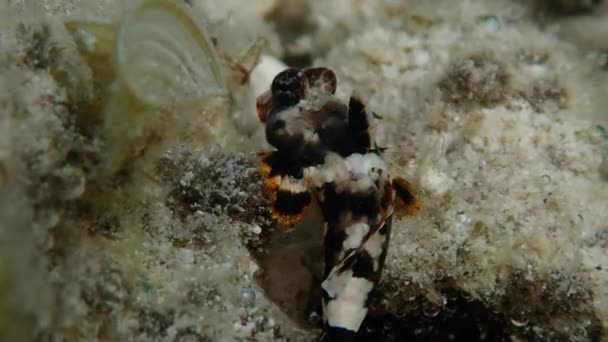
[{"left": 1, "top": 0, "right": 607, "bottom": 341}]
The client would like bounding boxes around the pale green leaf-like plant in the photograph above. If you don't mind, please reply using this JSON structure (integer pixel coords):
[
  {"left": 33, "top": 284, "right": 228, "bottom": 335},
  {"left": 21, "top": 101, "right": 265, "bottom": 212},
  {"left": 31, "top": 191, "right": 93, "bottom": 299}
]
[{"left": 65, "top": 0, "right": 232, "bottom": 176}]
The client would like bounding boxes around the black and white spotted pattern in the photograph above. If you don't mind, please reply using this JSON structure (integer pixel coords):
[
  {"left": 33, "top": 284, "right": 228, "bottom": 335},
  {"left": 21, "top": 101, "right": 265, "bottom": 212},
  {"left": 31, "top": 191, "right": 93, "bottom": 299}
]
[
  {"left": 305, "top": 151, "right": 395, "bottom": 339},
  {"left": 257, "top": 67, "right": 418, "bottom": 341}
]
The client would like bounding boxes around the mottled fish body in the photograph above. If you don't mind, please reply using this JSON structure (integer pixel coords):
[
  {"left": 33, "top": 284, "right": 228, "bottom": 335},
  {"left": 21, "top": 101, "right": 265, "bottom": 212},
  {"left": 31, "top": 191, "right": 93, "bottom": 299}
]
[
  {"left": 256, "top": 67, "right": 420, "bottom": 340},
  {"left": 308, "top": 152, "right": 396, "bottom": 340}
]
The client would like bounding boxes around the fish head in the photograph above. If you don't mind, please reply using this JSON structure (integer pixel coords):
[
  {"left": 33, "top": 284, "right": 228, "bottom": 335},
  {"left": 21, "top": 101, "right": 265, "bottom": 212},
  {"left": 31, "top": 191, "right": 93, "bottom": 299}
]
[{"left": 259, "top": 67, "right": 352, "bottom": 158}]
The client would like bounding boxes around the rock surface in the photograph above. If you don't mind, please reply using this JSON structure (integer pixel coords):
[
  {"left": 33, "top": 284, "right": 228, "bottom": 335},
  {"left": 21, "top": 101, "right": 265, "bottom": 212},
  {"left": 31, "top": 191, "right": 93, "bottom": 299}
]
[{"left": 1, "top": 0, "right": 607, "bottom": 341}]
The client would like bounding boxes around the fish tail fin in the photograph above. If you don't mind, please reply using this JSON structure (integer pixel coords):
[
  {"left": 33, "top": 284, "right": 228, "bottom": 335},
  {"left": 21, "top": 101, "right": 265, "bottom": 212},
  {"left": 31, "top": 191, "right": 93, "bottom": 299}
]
[{"left": 319, "top": 326, "right": 356, "bottom": 342}]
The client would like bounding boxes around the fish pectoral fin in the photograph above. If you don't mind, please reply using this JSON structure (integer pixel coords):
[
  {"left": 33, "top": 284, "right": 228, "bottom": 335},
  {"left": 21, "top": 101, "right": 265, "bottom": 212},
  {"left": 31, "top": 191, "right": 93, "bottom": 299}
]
[
  {"left": 257, "top": 151, "right": 277, "bottom": 178},
  {"left": 258, "top": 151, "right": 311, "bottom": 228},
  {"left": 393, "top": 177, "right": 422, "bottom": 218},
  {"left": 269, "top": 188, "right": 311, "bottom": 227}
]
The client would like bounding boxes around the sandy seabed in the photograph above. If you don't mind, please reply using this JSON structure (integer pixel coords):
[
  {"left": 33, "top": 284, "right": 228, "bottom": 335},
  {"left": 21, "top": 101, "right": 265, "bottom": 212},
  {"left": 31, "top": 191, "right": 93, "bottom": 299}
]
[{"left": 1, "top": 0, "right": 608, "bottom": 341}]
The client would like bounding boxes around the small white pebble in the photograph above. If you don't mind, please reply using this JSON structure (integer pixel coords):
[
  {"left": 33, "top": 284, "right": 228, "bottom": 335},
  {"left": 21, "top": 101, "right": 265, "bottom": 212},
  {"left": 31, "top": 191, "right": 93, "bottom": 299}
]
[
  {"left": 249, "top": 261, "right": 259, "bottom": 275},
  {"left": 251, "top": 225, "right": 262, "bottom": 235},
  {"left": 233, "top": 320, "right": 256, "bottom": 336},
  {"left": 197, "top": 154, "right": 210, "bottom": 168},
  {"left": 177, "top": 248, "right": 195, "bottom": 266},
  {"left": 413, "top": 49, "right": 430, "bottom": 66},
  {"left": 179, "top": 171, "right": 194, "bottom": 186},
  {"left": 420, "top": 167, "right": 454, "bottom": 196},
  {"left": 236, "top": 54, "right": 288, "bottom": 136},
  {"left": 527, "top": 64, "right": 547, "bottom": 76}
]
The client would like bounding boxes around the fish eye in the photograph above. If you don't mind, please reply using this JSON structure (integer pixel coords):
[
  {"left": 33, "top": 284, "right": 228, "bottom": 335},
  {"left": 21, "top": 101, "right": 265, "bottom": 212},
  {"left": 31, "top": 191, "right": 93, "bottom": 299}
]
[
  {"left": 274, "top": 90, "right": 299, "bottom": 108},
  {"left": 304, "top": 67, "right": 337, "bottom": 94},
  {"left": 271, "top": 68, "right": 307, "bottom": 108}
]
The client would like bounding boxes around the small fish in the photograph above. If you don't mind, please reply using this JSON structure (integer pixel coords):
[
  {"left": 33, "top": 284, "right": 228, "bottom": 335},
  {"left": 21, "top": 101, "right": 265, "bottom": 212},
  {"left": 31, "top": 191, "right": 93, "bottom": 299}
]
[{"left": 257, "top": 67, "right": 421, "bottom": 340}]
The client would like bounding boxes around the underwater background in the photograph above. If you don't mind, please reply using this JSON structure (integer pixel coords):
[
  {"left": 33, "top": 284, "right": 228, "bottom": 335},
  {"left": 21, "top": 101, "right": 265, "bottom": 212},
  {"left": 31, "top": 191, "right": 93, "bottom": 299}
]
[{"left": 0, "top": 0, "right": 607, "bottom": 340}]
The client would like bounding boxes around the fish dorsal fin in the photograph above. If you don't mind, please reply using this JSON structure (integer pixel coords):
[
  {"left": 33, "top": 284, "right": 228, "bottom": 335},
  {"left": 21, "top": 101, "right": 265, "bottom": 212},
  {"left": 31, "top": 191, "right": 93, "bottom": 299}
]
[{"left": 347, "top": 96, "right": 373, "bottom": 153}]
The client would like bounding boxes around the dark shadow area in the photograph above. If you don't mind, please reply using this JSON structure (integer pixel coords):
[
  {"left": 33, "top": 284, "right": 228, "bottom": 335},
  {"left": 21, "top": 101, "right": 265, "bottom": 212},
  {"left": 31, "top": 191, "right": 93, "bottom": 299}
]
[{"left": 246, "top": 202, "right": 325, "bottom": 328}]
